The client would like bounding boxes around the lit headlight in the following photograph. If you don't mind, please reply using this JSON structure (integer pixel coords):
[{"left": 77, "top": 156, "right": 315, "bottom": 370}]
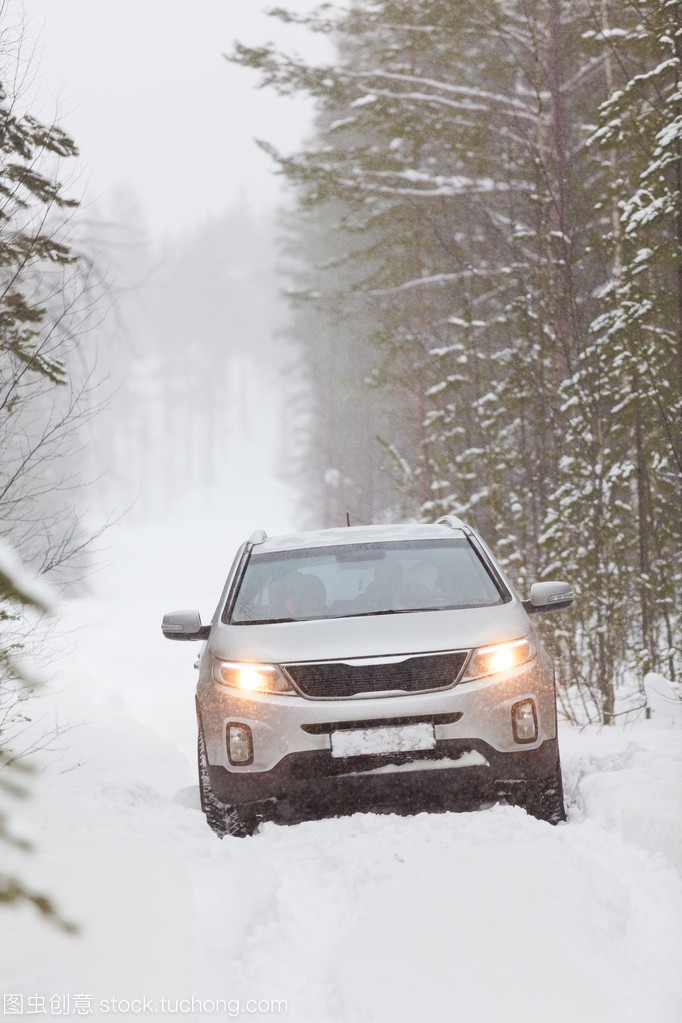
[
  {"left": 463, "top": 637, "right": 535, "bottom": 681},
  {"left": 212, "top": 660, "right": 295, "bottom": 695}
]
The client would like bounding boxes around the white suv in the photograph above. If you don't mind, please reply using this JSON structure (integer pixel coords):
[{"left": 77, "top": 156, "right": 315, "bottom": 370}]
[{"left": 162, "top": 516, "right": 573, "bottom": 836}]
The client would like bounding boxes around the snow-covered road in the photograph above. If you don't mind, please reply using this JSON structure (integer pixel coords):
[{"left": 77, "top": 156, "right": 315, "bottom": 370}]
[{"left": 3, "top": 441, "right": 682, "bottom": 1023}]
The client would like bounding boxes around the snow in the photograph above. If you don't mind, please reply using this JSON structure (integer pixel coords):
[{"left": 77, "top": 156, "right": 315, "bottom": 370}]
[
  {"left": 0, "top": 538, "right": 56, "bottom": 610},
  {"left": 327, "top": 116, "right": 356, "bottom": 131},
  {"left": 357, "top": 751, "right": 489, "bottom": 774},
  {"left": 3, "top": 417, "right": 682, "bottom": 1022},
  {"left": 347, "top": 69, "right": 540, "bottom": 120},
  {"left": 644, "top": 673, "right": 682, "bottom": 726},
  {"left": 350, "top": 94, "right": 377, "bottom": 108},
  {"left": 330, "top": 722, "right": 436, "bottom": 758},
  {"left": 657, "top": 116, "right": 682, "bottom": 149}
]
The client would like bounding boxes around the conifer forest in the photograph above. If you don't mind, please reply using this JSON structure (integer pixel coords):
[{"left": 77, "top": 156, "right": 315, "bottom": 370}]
[{"left": 234, "top": 0, "right": 682, "bottom": 724}]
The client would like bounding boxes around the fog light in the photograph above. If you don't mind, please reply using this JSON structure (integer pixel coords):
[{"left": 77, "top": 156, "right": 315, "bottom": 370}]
[
  {"left": 227, "top": 722, "right": 254, "bottom": 765},
  {"left": 512, "top": 699, "right": 538, "bottom": 743}
]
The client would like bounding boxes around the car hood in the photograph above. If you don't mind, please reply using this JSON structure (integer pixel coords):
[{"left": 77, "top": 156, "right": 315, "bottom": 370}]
[{"left": 209, "top": 601, "right": 531, "bottom": 664}]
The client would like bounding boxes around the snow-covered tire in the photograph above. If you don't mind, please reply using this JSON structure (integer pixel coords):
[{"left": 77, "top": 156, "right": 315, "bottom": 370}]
[
  {"left": 197, "top": 724, "right": 257, "bottom": 839},
  {"left": 519, "top": 756, "right": 566, "bottom": 825},
  {"left": 496, "top": 751, "right": 566, "bottom": 824}
]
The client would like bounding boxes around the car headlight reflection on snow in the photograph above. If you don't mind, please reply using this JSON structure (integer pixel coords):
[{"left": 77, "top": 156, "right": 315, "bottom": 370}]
[
  {"left": 463, "top": 637, "right": 535, "bottom": 681},
  {"left": 212, "top": 659, "right": 295, "bottom": 695}
]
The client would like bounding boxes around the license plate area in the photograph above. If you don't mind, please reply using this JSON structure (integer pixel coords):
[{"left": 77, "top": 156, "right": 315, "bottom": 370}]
[{"left": 330, "top": 722, "right": 436, "bottom": 759}]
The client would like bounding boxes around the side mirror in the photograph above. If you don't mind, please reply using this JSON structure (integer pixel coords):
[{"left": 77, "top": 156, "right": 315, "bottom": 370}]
[
  {"left": 161, "top": 609, "right": 211, "bottom": 641},
  {"left": 523, "top": 581, "right": 573, "bottom": 615}
]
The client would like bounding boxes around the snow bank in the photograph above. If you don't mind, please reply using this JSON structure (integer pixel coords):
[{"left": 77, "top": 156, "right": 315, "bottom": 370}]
[{"left": 563, "top": 725, "right": 682, "bottom": 876}]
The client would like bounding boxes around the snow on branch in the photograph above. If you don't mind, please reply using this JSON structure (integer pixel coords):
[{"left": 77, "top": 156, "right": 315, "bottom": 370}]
[
  {"left": 369, "top": 266, "right": 518, "bottom": 297},
  {"left": 345, "top": 69, "right": 543, "bottom": 122},
  {"left": 332, "top": 165, "right": 526, "bottom": 201},
  {"left": 0, "top": 540, "right": 54, "bottom": 611}
]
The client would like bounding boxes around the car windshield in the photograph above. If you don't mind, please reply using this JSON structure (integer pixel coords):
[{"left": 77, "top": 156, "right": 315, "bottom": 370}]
[{"left": 228, "top": 538, "right": 506, "bottom": 624}]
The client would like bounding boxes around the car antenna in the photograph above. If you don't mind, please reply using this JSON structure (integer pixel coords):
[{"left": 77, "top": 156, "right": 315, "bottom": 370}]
[{"left": 346, "top": 512, "right": 351, "bottom": 527}]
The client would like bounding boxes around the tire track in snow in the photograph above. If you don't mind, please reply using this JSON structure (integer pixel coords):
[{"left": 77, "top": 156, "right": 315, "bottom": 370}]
[{"left": 172, "top": 805, "right": 682, "bottom": 1023}]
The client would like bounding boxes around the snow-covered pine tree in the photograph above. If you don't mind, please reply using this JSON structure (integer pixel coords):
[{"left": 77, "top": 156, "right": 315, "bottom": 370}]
[
  {"left": 233, "top": 0, "right": 536, "bottom": 519},
  {"left": 0, "top": 542, "right": 73, "bottom": 926},
  {"left": 233, "top": 0, "right": 679, "bottom": 714},
  {"left": 0, "top": 13, "right": 91, "bottom": 923},
  {"left": 541, "top": 0, "right": 682, "bottom": 720}
]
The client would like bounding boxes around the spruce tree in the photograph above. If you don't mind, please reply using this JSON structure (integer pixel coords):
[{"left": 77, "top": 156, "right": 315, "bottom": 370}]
[
  {"left": 233, "top": 0, "right": 681, "bottom": 717},
  {"left": 1, "top": 26, "right": 84, "bottom": 923}
]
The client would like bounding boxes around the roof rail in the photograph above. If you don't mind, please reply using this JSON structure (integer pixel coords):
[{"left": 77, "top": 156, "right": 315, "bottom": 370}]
[
  {"left": 434, "top": 514, "right": 467, "bottom": 530},
  {"left": 248, "top": 529, "right": 268, "bottom": 544}
]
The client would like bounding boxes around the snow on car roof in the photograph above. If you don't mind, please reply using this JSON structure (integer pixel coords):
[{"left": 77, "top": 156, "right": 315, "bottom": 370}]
[{"left": 252, "top": 521, "right": 467, "bottom": 553}]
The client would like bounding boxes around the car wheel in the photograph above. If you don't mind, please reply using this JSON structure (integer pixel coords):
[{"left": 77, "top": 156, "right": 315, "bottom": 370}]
[
  {"left": 519, "top": 755, "right": 566, "bottom": 824},
  {"left": 496, "top": 749, "right": 566, "bottom": 825},
  {"left": 197, "top": 722, "right": 257, "bottom": 839}
]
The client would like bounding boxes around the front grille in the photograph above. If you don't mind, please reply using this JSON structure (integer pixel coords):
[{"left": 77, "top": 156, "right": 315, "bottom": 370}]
[{"left": 283, "top": 651, "right": 468, "bottom": 699}]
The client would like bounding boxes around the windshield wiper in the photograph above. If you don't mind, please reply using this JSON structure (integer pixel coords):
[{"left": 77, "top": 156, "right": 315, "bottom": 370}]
[
  {"left": 332, "top": 608, "right": 405, "bottom": 619},
  {"left": 232, "top": 617, "right": 296, "bottom": 625},
  {"left": 232, "top": 607, "right": 449, "bottom": 625}
]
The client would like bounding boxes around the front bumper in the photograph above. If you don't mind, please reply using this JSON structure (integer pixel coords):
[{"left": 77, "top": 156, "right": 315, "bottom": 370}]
[
  {"left": 206, "top": 737, "right": 560, "bottom": 820},
  {"left": 198, "top": 657, "right": 558, "bottom": 815}
]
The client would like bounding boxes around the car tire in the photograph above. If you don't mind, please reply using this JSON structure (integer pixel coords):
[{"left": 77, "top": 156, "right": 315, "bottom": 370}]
[
  {"left": 496, "top": 748, "right": 566, "bottom": 825},
  {"left": 519, "top": 754, "right": 566, "bottom": 824},
  {"left": 197, "top": 722, "right": 257, "bottom": 839}
]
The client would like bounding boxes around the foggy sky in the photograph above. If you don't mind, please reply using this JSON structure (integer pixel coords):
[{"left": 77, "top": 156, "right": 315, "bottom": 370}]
[{"left": 19, "top": 0, "right": 322, "bottom": 239}]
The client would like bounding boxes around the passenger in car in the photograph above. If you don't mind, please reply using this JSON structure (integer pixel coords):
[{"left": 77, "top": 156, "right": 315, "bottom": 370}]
[
  {"left": 271, "top": 571, "right": 327, "bottom": 619},
  {"left": 356, "top": 560, "right": 403, "bottom": 611}
]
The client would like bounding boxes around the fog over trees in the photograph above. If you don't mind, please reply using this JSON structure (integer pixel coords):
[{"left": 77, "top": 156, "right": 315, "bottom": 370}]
[
  {"left": 85, "top": 198, "right": 288, "bottom": 521},
  {"left": 233, "top": 0, "right": 682, "bottom": 723}
]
